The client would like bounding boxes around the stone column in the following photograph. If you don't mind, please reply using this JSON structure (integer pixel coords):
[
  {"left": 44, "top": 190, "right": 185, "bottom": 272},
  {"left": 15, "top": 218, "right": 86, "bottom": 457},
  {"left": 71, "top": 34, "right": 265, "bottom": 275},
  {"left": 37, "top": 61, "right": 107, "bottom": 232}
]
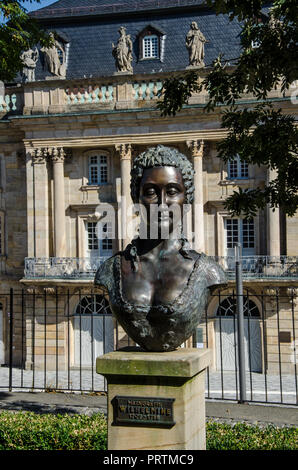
[
  {"left": 115, "top": 143, "right": 132, "bottom": 250},
  {"left": 267, "top": 168, "right": 280, "bottom": 257},
  {"left": 187, "top": 140, "right": 205, "bottom": 253},
  {"left": 51, "top": 147, "right": 66, "bottom": 258},
  {"left": 27, "top": 148, "right": 49, "bottom": 258}
]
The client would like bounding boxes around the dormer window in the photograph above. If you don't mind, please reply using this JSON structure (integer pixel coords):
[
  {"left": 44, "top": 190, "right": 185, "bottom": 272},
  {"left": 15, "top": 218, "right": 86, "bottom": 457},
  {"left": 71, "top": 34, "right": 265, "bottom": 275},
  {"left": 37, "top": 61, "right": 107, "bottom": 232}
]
[
  {"left": 138, "top": 25, "right": 166, "bottom": 61},
  {"left": 143, "top": 35, "right": 159, "bottom": 58}
]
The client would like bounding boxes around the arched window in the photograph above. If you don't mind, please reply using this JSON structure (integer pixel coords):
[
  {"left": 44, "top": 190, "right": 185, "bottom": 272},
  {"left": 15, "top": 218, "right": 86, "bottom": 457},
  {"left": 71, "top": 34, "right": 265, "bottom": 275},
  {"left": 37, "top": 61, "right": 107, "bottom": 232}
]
[
  {"left": 88, "top": 154, "right": 108, "bottom": 185},
  {"left": 217, "top": 296, "right": 260, "bottom": 317},
  {"left": 75, "top": 294, "right": 111, "bottom": 316}
]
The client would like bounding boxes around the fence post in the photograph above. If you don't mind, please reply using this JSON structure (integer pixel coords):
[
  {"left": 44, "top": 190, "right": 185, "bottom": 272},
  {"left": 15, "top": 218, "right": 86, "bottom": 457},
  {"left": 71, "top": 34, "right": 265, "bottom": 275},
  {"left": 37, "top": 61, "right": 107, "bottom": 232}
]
[
  {"left": 235, "top": 244, "right": 247, "bottom": 403},
  {"left": 9, "top": 288, "right": 13, "bottom": 391}
]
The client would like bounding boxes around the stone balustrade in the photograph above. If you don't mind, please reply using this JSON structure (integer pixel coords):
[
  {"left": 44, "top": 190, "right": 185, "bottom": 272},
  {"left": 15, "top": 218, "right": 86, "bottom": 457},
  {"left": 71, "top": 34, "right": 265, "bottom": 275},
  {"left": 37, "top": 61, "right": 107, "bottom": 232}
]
[
  {"left": 0, "top": 93, "right": 17, "bottom": 113},
  {"left": 14, "top": 77, "right": 167, "bottom": 115},
  {"left": 132, "top": 80, "right": 163, "bottom": 101},
  {"left": 66, "top": 83, "right": 115, "bottom": 105}
]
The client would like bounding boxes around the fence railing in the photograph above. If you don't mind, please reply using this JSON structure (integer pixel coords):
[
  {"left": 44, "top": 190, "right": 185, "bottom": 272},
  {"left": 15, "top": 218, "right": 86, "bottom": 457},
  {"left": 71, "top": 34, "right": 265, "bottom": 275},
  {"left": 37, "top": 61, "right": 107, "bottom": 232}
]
[
  {"left": 24, "top": 257, "right": 109, "bottom": 279},
  {"left": 214, "top": 256, "right": 298, "bottom": 280},
  {"left": 24, "top": 256, "right": 298, "bottom": 280},
  {"left": 0, "top": 288, "right": 297, "bottom": 405}
]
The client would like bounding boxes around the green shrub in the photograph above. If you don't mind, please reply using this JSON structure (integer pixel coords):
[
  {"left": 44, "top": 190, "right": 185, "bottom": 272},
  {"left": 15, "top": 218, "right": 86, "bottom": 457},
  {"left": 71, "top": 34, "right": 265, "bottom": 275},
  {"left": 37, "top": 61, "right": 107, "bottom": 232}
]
[
  {"left": 206, "top": 422, "right": 298, "bottom": 450},
  {"left": 0, "top": 411, "right": 297, "bottom": 450},
  {"left": 0, "top": 411, "right": 107, "bottom": 450}
]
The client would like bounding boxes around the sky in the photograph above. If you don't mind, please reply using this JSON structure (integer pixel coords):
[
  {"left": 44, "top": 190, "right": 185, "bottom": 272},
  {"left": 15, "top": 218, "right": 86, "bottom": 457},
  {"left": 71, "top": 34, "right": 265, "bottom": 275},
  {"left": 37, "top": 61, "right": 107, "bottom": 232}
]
[{"left": 23, "top": 0, "right": 58, "bottom": 13}]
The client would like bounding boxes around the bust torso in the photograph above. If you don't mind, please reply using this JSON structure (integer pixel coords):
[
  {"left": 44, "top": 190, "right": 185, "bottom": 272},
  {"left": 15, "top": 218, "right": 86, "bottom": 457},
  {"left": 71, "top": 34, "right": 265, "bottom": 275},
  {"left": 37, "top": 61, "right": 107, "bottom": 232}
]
[
  {"left": 121, "top": 249, "right": 197, "bottom": 306},
  {"left": 95, "top": 249, "right": 226, "bottom": 351}
]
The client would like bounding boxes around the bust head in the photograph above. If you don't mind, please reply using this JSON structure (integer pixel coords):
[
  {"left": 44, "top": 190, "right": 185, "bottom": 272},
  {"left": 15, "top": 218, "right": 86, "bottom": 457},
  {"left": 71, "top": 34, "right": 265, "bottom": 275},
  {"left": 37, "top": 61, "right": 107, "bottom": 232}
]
[
  {"left": 131, "top": 145, "right": 195, "bottom": 205},
  {"left": 127, "top": 145, "right": 195, "bottom": 270}
]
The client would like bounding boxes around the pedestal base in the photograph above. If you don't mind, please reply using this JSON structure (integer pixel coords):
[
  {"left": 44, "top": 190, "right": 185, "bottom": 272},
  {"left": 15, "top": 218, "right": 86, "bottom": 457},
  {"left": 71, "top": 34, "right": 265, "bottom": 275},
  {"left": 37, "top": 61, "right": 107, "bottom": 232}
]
[{"left": 96, "top": 347, "right": 211, "bottom": 450}]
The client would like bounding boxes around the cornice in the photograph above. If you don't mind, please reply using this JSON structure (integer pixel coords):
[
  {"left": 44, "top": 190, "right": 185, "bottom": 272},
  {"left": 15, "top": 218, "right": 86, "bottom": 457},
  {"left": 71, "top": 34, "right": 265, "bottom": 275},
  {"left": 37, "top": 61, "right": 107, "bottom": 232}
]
[{"left": 23, "top": 128, "right": 228, "bottom": 149}]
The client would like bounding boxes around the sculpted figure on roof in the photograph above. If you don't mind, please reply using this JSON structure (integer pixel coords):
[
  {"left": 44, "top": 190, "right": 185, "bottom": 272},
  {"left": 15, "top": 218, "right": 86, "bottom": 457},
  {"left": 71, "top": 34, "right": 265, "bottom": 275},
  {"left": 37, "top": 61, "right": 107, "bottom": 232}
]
[
  {"left": 112, "top": 26, "right": 133, "bottom": 74},
  {"left": 20, "top": 47, "right": 39, "bottom": 82},
  {"left": 186, "top": 21, "right": 206, "bottom": 68},
  {"left": 41, "top": 32, "right": 66, "bottom": 78}
]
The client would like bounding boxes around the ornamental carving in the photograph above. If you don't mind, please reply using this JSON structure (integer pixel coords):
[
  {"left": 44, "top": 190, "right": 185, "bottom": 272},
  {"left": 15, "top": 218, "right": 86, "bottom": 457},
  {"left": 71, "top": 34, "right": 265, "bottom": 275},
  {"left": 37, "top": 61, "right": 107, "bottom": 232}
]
[
  {"left": 115, "top": 143, "right": 132, "bottom": 160},
  {"left": 186, "top": 21, "right": 207, "bottom": 68},
  {"left": 50, "top": 147, "right": 66, "bottom": 163},
  {"left": 186, "top": 139, "right": 205, "bottom": 158},
  {"left": 32, "top": 148, "right": 48, "bottom": 164}
]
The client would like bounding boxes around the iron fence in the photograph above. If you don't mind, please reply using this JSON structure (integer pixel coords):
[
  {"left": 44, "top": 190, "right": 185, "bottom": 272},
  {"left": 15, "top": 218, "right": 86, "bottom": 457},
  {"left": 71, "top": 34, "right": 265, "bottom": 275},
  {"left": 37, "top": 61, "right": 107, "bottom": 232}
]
[{"left": 0, "top": 288, "right": 297, "bottom": 406}]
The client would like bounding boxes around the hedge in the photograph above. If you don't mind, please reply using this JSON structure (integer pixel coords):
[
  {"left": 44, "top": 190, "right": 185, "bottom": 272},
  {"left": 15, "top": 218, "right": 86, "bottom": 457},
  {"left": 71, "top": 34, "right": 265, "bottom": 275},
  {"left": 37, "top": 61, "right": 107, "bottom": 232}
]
[{"left": 0, "top": 411, "right": 297, "bottom": 450}]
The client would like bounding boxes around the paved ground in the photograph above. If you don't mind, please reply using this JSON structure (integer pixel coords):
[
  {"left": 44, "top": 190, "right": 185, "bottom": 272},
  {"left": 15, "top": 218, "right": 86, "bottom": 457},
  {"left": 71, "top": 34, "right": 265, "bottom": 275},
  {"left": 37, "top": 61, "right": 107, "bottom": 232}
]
[
  {"left": 0, "top": 390, "right": 297, "bottom": 428},
  {"left": 1, "top": 366, "right": 297, "bottom": 405}
]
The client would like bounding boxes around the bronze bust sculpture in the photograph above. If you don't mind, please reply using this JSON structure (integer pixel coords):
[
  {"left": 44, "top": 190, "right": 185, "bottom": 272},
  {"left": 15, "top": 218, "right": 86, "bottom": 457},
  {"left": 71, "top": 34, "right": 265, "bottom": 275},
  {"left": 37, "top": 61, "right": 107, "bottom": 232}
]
[{"left": 95, "top": 145, "right": 226, "bottom": 351}]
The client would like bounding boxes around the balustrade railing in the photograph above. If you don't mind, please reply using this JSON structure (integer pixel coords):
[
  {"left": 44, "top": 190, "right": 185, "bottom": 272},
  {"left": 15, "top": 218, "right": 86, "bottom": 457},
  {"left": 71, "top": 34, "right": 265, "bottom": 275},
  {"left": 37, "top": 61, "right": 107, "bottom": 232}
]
[
  {"left": 0, "top": 94, "right": 17, "bottom": 113},
  {"left": 214, "top": 256, "right": 298, "bottom": 280},
  {"left": 66, "top": 84, "right": 114, "bottom": 105},
  {"left": 24, "top": 256, "right": 298, "bottom": 279},
  {"left": 132, "top": 81, "right": 163, "bottom": 101},
  {"left": 24, "top": 257, "right": 109, "bottom": 279}
]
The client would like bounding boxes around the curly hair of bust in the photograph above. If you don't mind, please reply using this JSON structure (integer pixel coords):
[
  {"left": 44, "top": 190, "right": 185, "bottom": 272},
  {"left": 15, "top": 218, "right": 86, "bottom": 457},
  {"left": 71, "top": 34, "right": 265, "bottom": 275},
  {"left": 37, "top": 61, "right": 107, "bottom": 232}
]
[
  {"left": 127, "top": 145, "right": 195, "bottom": 271},
  {"left": 131, "top": 145, "right": 195, "bottom": 204}
]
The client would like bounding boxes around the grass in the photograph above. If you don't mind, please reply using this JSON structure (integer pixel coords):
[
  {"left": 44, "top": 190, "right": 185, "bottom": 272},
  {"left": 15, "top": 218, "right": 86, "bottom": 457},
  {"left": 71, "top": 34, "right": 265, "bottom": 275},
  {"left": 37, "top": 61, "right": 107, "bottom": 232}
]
[{"left": 0, "top": 411, "right": 296, "bottom": 450}]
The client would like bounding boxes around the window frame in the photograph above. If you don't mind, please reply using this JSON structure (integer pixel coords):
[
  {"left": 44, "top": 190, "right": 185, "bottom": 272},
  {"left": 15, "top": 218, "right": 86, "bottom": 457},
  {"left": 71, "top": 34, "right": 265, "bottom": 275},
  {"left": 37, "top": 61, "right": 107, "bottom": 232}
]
[
  {"left": 227, "top": 155, "right": 249, "bottom": 180},
  {"left": 138, "top": 26, "right": 164, "bottom": 61},
  {"left": 142, "top": 34, "right": 159, "bottom": 59},
  {"left": 84, "top": 150, "right": 110, "bottom": 186},
  {"left": 85, "top": 220, "right": 113, "bottom": 258}
]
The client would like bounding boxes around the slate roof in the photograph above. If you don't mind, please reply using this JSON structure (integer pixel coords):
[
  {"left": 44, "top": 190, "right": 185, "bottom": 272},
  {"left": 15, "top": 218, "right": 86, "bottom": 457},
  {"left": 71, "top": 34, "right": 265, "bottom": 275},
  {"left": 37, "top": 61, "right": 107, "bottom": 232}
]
[
  {"left": 30, "top": 0, "right": 208, "bottom": 19},
  {"left": 28, "top": 3, "right": 242, "bottom": 82}
]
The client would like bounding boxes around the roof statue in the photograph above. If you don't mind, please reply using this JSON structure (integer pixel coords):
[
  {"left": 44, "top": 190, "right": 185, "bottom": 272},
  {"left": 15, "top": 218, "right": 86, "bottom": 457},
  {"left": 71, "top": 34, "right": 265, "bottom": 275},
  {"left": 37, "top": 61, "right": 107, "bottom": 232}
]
[
  {"left": 20, "top": 48, "right": 39, "bottom": 82},
  {"left": 41, "top": 32, "right": 66, "bottom": 78},
  {"left": 112, "top": 26, "right": 133, "bottom": 74},
  {"left": 186, "top": 21, "right": 207, "bottom": 68}
]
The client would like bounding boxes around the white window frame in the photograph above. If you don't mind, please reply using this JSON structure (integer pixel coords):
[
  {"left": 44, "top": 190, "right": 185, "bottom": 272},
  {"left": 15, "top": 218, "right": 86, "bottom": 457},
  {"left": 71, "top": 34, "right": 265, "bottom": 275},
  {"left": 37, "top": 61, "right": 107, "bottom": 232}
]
[
  {"left": 227, "top": 155, "right": 249, "bottom": 179},
  {"left": 225, "top": 218, "right": 255, "bottom": 257},
  {"left": 143, "top": 35, "right": 159, "bottom": 59},
  {"left": 85, "top": 221, "right": 113, "bottom": 259},
  {"left": 88, "top": 154, "right": 109, "bottom": 185}
]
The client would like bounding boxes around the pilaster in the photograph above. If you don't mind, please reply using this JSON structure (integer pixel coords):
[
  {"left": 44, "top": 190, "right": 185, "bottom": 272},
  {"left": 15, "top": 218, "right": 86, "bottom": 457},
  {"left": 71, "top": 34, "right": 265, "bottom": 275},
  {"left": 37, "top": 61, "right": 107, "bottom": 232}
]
[
  {"left": 186, "top": 139, "right": 205, "bottom": 253},
  {"left": 115, "top": 143, "right": 132, "bottom": 250}
]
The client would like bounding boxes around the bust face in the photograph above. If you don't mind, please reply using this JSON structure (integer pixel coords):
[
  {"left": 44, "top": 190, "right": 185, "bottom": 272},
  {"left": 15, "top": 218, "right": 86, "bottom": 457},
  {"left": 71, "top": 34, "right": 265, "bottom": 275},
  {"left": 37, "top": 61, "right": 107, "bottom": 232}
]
[{"left": 139, "top": 166, "right": 186, "bottom": 238}]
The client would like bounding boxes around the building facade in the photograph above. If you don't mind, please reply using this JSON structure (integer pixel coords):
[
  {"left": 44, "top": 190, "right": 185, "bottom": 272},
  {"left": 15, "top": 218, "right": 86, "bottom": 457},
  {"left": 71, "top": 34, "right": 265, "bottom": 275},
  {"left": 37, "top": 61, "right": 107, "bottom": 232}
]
[{"left": 0, "top": 0, "right": 297, "bottom": 375}]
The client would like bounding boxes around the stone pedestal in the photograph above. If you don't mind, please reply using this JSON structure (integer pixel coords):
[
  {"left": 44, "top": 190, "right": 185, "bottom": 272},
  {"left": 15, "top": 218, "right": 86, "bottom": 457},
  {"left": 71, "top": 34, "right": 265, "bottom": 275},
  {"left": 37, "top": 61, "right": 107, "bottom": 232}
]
[{"left": 96, "top": 347, "right": 211, "bottom": 450}]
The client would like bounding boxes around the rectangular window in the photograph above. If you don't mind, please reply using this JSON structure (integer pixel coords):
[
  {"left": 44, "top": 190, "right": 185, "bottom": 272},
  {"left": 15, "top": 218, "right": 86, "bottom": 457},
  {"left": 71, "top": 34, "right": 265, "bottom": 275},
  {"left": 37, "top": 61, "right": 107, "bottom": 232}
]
[
  {"left": 242, "top": 219, "right": 255, "bottom": 248},
  {"left": 101, "top": 222, "right": 113, "bottom": 252},
  {"left": 86, "top": 221, "right": 113, "bottom": 258},
  {"left": 228, "top": 155, "right": 249, "bottom": 179},
  {"left": 88, "top": 155, "right": 108, "bottom": 184},
  {"left": 225, "top": 218, "right": 255, "bottom": 257},
  {"left": 143, "top": 35, "right": 159, "bottom": 58},
  {"left": 87, "top": 222, "right": 98, "bottom": 250},
  {"left": 226, "top": 219, "right": 239, "bottom": 248}
]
